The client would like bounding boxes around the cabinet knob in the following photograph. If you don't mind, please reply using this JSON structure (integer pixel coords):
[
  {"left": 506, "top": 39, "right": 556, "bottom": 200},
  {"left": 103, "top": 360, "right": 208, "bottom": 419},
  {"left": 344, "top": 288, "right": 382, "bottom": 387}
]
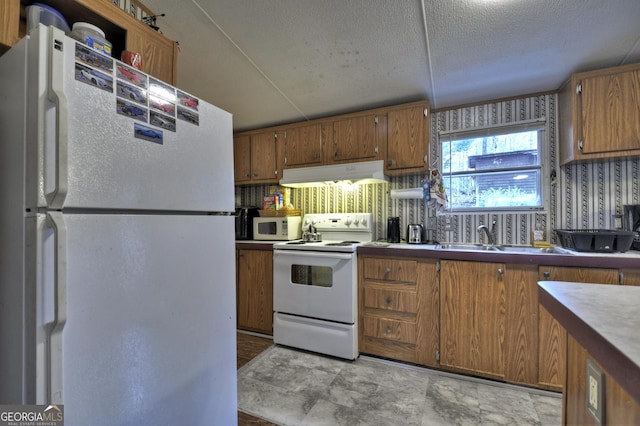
[
  {"left": 386, "top": 296, "right": 392, "bottom": 305},
  {"left": 543, "top": 271, "right": 550, "bottom": 278},
  {"left": 385, "top": 327, "right": 392, "bottom": 335},
  {"left": 497, "top": 268, "right": 504, "bottom": 275},
  {"left": 385, "top": 267, "right": 392, "bottom": 273}
]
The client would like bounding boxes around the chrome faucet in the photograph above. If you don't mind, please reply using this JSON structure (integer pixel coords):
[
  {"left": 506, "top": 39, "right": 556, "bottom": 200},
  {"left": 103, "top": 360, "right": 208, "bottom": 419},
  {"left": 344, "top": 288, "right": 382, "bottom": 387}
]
[{"left": 477, "top": 220, "right": 496, "bottom": 245}]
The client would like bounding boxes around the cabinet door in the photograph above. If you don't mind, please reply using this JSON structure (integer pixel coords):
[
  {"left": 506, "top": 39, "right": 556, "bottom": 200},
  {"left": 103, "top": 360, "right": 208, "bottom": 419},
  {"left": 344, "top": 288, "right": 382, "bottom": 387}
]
[
  {"left": 332, "top": 115, "right": 378, "bottom": 162},
  {"left": 504, "top": 264, "right": 539, "bottom": 386},
  {"left": 0, "top": 0, "right": 20, "bottom": 51},
  {"left": 250, "top": 132, "right": 278, "bottom": 182},
  {"left": 387, "top": 105, "right": 428, "bottom": 172},
  {"left": 440, "top": 260, "right": 506, "bottom": 379},
  {"left": 237, "top": 249, "right": 273, "bottom": 335},
  {"left": 126, "top": 26, "right": 177, "bottom": 85},
  {"left": 416, "top": 260, "right": 440, "bottom": 368},
  {"left": 537, "top": 266, "right": 618, "bottom": 391},
  {"left": 620, "top": 268, "right": 640, "bottom": 286},
  {"left": 233, "top": 135, "right": 252, "bottom": 183},
  {"left": 283, "top": 124, "right": 322, "bottom": 168},
  {"left": 580, "top": 68, "right": 640, "bottom": 154}
]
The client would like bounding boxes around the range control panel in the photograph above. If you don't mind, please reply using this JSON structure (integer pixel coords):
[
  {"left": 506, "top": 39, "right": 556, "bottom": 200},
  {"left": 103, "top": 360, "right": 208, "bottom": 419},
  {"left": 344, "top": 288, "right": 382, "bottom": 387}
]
[{"left": 302, "top": 213, "right": 373, "bottom": 233}]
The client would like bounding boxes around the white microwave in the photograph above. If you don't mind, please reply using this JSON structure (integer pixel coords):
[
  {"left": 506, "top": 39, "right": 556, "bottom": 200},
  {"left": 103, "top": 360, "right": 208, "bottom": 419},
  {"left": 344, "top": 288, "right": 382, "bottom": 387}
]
[{"left": 253, "top": 216, "right": 302, "bottom": 240}]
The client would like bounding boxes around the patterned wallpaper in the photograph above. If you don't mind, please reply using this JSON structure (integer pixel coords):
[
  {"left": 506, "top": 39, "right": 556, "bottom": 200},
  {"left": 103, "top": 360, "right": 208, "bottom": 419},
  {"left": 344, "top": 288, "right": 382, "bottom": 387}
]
[{"left": 235, "top": 93, "right": 640, "bottom": 245}]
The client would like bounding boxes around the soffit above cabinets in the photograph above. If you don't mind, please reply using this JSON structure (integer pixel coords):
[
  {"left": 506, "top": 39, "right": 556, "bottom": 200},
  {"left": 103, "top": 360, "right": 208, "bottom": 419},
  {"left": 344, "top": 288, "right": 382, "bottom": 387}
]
[{"left": 143, "top": 0, "right": 640, "bottom": 131}]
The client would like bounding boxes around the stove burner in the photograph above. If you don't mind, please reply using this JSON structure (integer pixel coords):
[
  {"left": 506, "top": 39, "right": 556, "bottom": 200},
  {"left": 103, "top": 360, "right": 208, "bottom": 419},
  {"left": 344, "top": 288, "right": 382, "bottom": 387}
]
[{"left": 325, "top": 240, "right": 361, "bottom": 246}]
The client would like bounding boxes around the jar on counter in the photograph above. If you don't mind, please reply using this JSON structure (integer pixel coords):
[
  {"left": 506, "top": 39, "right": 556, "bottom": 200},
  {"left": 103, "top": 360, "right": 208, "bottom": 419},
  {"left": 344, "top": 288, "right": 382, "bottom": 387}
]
[{"left": 70, "top": 22, "right": 112, "bottom": 56}]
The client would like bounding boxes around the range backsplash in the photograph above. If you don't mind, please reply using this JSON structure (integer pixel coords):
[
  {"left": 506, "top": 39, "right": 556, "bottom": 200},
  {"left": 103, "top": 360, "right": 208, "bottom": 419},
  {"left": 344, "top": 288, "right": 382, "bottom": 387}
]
[{"left": 236, "top": 93, "right": 640, "bottom": 245}]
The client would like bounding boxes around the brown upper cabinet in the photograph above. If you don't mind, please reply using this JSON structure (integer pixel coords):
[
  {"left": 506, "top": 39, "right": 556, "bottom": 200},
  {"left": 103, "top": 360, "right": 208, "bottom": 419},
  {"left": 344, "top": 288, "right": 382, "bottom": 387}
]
[
  {"left": 233, "top": 132, "right": 279, "bottom": 185},
  {"left": 559, "top": 62, "right": 640, "bottom": 165},
  {"left": 1, "top": 0, "right": 177, "bottom": 84},
  {"left": 386, "top": 104, "right": 429, "bottom": 175},
  {"left": 331, "top": 114, "right": 381, "bottom": 163},
  {"left": 233, "top": 100, "right": 431, "bottom": 185},
  {"left": 280, "top": 123, "right": 323, "bottom": 168}
]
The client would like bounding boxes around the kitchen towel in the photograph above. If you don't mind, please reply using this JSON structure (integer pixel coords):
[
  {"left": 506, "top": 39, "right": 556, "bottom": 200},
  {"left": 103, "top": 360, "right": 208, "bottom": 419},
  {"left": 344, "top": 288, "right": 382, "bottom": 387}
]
[{"left": 426, "top": 169, "right": 447, "bottom": 213}]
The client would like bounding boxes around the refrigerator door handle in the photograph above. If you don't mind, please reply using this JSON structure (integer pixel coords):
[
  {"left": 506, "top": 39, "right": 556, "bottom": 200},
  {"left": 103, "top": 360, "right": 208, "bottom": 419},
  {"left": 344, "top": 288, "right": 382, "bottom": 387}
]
[
  {"left": 45, "top": 26, "right": 69, "bottom": 209},
  {"left": 44, "top": 212, "right": 67, "bottom": 403}
]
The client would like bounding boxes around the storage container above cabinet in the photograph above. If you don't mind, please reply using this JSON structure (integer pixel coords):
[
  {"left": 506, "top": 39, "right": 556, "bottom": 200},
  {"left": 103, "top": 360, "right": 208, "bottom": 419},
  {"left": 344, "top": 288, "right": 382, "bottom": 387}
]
[
  {"left": 558, "top": 62, "right": 640, "bottom": 165},
  {"left": 1, "top": 0, "right": 177, "bottom": 84}
]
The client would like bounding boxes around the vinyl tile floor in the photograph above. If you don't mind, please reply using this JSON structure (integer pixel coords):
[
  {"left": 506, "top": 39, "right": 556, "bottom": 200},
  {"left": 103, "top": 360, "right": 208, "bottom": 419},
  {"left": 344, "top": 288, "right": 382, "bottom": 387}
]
[{"left": 237, "top": 338, "right": 562, "bottom": 426}]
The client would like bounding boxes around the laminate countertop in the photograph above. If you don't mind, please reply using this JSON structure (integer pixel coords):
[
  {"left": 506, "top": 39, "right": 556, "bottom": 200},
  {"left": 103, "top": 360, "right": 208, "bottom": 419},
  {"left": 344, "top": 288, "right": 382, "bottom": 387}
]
[
  {"left": 358, "top": 242, "right": 640, "bottom": 268},
  {"left": 538, "top": 281, "right": 640, "bottom": 404}
]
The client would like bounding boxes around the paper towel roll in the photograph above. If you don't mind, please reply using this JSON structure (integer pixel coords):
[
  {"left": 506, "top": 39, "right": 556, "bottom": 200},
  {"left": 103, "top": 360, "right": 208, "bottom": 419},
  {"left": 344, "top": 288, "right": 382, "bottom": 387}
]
[{"left": 390, "top": 188, "right": 425, "bottom": 199}]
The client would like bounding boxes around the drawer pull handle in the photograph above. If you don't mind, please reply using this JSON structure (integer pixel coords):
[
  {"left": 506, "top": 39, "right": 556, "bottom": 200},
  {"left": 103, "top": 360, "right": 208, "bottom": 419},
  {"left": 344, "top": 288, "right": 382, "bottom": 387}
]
[
  {"left": 385, "top": 327, "right": 392, "bottom": 334},
  {"left": 386, "top": 297, "right": 392, "bottom": 305}
]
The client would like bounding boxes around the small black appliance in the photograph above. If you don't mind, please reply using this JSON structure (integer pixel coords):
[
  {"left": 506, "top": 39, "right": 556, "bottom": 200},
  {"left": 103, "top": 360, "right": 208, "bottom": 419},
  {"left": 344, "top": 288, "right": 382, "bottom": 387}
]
[
  {"left": 235, "top": 206, "right": 260, "bottom": 240},
  {"left": 387, "top": 217, "right": 401, "bottom": 243}
]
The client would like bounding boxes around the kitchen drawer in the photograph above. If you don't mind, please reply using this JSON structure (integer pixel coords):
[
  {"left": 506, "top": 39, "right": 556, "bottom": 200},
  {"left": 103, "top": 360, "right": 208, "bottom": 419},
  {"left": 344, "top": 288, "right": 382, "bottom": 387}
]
[
  {"left": 362, "top": 258, "right": 417, "bottom": 283},
  {"left": 360, "top": 336, "right": 418, "bottom": 364},
  {"left": 363, "top": 315, "right": 416, "bottom": 344},
  {"left": 363, "top": 287, "right": 417, "bottom": 314}
]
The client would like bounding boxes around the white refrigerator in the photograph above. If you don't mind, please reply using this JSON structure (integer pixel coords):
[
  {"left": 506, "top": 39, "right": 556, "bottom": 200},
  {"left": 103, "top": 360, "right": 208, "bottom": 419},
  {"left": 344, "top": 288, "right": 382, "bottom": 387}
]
[{"left": 0, "top": 24, "right": 237, "bottom": 425}]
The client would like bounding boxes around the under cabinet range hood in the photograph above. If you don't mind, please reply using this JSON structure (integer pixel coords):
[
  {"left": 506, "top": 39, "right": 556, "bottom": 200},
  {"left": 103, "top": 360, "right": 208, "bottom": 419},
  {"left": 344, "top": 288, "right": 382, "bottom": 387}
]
[{"left": 279, "top": 160, "right": 389, "bottom": 188}]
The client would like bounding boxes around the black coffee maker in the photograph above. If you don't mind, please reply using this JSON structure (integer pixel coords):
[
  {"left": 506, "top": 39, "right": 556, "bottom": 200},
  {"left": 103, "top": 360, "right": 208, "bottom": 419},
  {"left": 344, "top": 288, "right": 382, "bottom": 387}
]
[
  {"left": 623, "top": 204, "right": 640, "bottom": 250},
  {"left": 387, "top": 217, "right": 401, "bottom": 243}
]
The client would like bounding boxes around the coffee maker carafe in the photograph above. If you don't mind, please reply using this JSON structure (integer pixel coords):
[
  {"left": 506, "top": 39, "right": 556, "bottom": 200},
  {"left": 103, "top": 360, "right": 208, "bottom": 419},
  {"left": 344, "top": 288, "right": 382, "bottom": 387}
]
[
  {"left": 387, "top": 217, "right": 400, "bottom": 243},
  {"left": 623, "top": 204, "right": 640, "bottom": 250}
]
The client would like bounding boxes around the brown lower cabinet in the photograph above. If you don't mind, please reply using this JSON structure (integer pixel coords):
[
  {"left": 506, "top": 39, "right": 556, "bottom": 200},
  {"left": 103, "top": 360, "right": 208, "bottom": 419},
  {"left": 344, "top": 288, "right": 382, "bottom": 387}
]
[
  {"left": 358, "top": 255, "right": 625, "bottom": 392},
  {"left": 565, "top": 335, "right": 640, "bottom": 425},
  {"left": 621, "top": 268, "right": 640, "bottom": 286},
  {"left": 537, "top": 266, "right": 618, "bottom": 391},
  {"left": 440, "top": 260, "right": 506, "bottom": 380},
  {"left": 358, "top": 256, "right": 439, "bottom": 367},
  {"left": 236, "top": 248, "right": 273, "bottom": 335}
]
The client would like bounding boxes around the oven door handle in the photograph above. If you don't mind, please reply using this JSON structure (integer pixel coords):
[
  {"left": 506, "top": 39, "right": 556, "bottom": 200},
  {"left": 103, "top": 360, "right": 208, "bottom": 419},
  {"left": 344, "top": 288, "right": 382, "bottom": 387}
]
[{"left": 274, "top": 250, "right": 354, "bottom": 261}]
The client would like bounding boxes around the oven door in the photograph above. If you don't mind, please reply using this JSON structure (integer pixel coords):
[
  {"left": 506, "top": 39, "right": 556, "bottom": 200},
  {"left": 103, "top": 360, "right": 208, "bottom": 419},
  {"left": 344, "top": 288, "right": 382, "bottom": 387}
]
[{"left": 273, "top": 249, "right": 357, "bottom": 324}]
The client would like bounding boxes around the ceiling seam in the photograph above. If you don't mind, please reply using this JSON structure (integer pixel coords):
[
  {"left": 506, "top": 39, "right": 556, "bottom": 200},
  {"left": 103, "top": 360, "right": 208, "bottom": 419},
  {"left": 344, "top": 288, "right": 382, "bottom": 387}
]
[
  {"left": 621, "top": 33, "right": 640, "bottom": 65},
  {"left": 420, "top": 0, "right": 437, "bottom": 108},
  {"left": 190, "top": 0, "right": 310, "bottom": 121}
]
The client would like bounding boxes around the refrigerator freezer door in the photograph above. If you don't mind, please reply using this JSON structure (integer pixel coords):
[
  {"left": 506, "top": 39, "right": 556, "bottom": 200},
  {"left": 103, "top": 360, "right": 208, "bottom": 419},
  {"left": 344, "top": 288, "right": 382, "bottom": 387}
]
[
  {"left": 37, "top": 213, "right": 237, "bottom": 425},
  {"left": 32, "top": 26, "right": 234, "bottom": 212}
]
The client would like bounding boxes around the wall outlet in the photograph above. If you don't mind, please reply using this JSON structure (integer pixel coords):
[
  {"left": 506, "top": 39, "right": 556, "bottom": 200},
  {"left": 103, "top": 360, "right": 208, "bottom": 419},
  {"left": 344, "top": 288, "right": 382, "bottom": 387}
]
[
  {"left": 586, "top": 359, "right": 604, "bottom": 424},
  {"left": 444, "top": 216, "right": 452, "bottom": 231}
]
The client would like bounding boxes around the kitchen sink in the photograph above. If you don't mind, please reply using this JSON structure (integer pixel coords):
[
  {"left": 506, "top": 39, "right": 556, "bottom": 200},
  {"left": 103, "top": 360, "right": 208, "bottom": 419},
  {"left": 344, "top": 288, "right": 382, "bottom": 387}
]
[
  {"left": 437, "top": 244, "right": 573, "bottom": 255},
  {"left": 495, "top": 245, "right": 573, "bottom": 254},
  {"left": 438, "top": 244, "right": 495, "bottom": 251}
]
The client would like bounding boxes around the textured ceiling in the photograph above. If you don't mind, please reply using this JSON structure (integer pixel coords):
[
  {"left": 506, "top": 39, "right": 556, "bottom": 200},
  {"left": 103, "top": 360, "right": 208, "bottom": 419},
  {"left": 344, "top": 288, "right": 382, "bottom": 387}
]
[{"left": 142, "top": 0, "right": 640, "bottom": 132}]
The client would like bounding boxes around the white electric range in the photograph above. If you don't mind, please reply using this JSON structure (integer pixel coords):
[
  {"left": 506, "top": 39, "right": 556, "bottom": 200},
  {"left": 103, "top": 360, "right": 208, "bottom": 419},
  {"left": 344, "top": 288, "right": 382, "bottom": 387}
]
[{"left": 272, "top": 213, "right": 374, "bottom": 359}]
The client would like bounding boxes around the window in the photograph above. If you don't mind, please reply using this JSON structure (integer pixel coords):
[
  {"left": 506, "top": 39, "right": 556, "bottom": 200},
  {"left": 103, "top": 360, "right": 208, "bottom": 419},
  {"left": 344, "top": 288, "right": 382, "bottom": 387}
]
[{"left": 439, "top": 120, "right": 546, "bottom": 212}]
